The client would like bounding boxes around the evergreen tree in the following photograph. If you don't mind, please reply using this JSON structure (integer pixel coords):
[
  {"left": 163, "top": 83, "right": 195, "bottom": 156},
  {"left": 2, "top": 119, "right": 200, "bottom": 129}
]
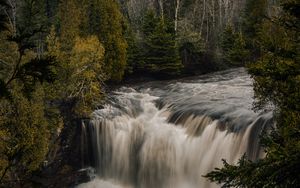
[
  {"left": 142, "top": 11, "right": 183, "bottom": 77},
  {"left": 58, "top": 0, "right": 83, "bottom": 51},
  {"left": 142, "top": 10, "right": 160, "bottom": 38},
  {"left": 124, "top": 26, "right": 144, "bottom": 75},
  {"left": 0, "top": 0, "right": 8, "bottom": 32},
  {"left": 221, "top": 25, "right": 249, "bottom": 66},
  {"left": 0, "top": 1, "right": 58, "bottom": 183},
  {"left": 48, "top": 32, "right": 105, "bottom": 117},
  {"left": 17, "top": 0, "right": 47, "bottom": 33},
  {"left": 242, "top": 0, "right": 268, "bottom": 60},
  {"left": 205, "top": 1, "right": 300, "bottom": 187},
  {"left": 0, "top": 85, "right": 50, "bottom": 182},
  {"left": 243, "top": 0, "right": 268, "bottom": 39},
  {"left": 221, "top": 25, "right": 236, "bottom": 64},
  {"left": 87, "top": 0, "right": 127, "bottom": 82}
]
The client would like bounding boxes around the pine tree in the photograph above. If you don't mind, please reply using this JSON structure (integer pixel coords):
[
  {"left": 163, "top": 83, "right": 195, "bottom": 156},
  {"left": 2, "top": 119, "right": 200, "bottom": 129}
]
[
  {"left": 205, "top": 1, "right": 300, "bottom": 187},
  {"left": 221, "top": 25, "right": 249, "bottom": 66},
  {"left": 242, "top": 0, "right": 268, "bottom": 60},
  {"left": 142, "top": 11, "right": 183, "bottom": 77},
  {"left": 124, "top": 27, "right": 144, "bottom": 75},
  {"left": 221, "top": 25, "right": 236, "bottom": 63},
  {"left": 243, "top": 0, "right": 268, "bottom": 39},
  {"left": 142, "top": 10, "right": 160, "bottom": 38},
  {"left": 0, "top": 85, "right": 50, "bottom": 182},
  {"left": 0, "top": 0, "right": 8, "bottom": 32}
]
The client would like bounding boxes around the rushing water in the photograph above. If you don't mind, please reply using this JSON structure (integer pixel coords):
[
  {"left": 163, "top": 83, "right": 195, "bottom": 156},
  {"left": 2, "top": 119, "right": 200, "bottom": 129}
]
[{"left": 79, "top": 68, "right": 273, "bottom": 188}]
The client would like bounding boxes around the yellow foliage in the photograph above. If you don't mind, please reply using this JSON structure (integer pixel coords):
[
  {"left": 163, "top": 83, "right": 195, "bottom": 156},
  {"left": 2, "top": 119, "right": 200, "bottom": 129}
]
[
  {"left": 71, "top": 35, "right": 104, "bottom": 74},
  {"left": 45, "top": 0, "right": 107, "bottom": 116},
  {"left": 46, "top": 26, "right": 61, "bottom": 57},
  {"left": 58, "top": 0, "right": 83, "bottom": 51},
  {"left": 46, "top": 27, "right": 105, "bottom": 117},
  {"left": 70, "top": 36, "right": 105, "bottom": 116}
]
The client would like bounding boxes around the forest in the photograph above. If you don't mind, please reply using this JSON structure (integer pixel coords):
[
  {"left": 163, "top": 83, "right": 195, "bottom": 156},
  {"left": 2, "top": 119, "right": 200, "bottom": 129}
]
[{"left": 0, "top": 0, "right": 299, "bottom": 187}]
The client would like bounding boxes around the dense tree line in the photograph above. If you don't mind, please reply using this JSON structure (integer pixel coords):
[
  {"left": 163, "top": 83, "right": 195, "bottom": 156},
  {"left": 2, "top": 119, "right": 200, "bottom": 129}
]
[
  {"left": 0, "top": 0, "right": 122, "bottom": 185},
  {"left": 126, "top": 10, "right": 183, "bottom": 77},
  {"left": 205, "top": 0, "right": 300, "bottom": 187},
  {"left": 0, "top": 0, "right": 57, "bottom": 184},
  {"left": 122, "top": 0, "right": 249, "bottom": 73}
]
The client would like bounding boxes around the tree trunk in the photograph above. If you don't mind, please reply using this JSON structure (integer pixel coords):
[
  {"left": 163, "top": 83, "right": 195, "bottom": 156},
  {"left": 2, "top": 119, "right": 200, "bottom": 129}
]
[
  {"left": 0, "top": 165, "right": 11, "bottom": 184},
  {"left": 158, "top": 0, "right": 164, "bottom": 20},
  {"left": 200, "top": 0, "right": 206, "bottom": 36},
  {"left": 174, "top": 0, "right": 180, "bottom": 32}
]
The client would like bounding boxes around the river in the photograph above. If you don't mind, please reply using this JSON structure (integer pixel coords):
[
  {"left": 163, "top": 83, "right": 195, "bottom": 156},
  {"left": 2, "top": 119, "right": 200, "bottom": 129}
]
[{"left": 78, "top": 68, "right": 272, "bottom": 188}]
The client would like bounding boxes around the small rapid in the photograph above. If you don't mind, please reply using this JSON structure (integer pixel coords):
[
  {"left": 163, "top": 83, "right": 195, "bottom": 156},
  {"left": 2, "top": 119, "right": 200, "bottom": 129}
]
[{"left": 79, "top": 68, "right": 272, "bottom": 188}]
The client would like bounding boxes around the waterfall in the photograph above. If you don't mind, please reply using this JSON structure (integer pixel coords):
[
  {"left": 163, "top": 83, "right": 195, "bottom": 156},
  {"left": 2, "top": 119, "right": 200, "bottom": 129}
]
[{"left": 79, "top": 68, "right": 273, "bottom": 188}]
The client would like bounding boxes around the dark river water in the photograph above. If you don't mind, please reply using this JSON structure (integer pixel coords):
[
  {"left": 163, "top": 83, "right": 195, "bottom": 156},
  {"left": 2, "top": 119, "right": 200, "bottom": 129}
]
[{"left": 78, "top": 68, "right": 272, "bottom": 188}]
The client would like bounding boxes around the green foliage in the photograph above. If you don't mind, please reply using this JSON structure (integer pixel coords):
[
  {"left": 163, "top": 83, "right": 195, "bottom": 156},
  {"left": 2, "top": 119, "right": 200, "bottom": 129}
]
[
  {"left": 47, "top": 23, "right": 105, "bottom": 117},
  {"left": 16, "top": 56, "right": 56, "bottom": 95},
  {"left": 0, "top": 0, "right": 107, "bottom": 183},
  {"left": 58, "top": 0, "right": 84, "bottom": 51},
  {"left": 243, "top": 0, "right": 268, "bottom": 39},
  {"left": 221, "top": 25, "right": 236, "bottom": 54},
  {"left": 142, "top": 11, "right": 183, "bottom": 76},
  {"left": 281, "top": 0, "right": 300, "bottom": 31},
  {"left": 0, "top": 0, "right": 8, "bottom": 32},
  {"left": 2, "top": 0, "right": 298, "bottom": 186},
  {"left": 87, "top": 0, "right": 127, "bottom": 82},
  {"left": 242, "top": 0, "right": 268, "bottom": 61},
  {"left": 206, "top": 1, "right": 300, "bottom": 187},
  {"left": 0, "top": 31, "right": 18, "bottom": 82},
  {"left": 206, "top": 148, "right": 300, "bottom": 188},
  {"left": 17, "top": 0, "right": 47, "bottom": 34},
  {"left": 69, "top": 36, "right": 105, "bottom": 115},
  {"left": 0, "top": 2, "right": 59, "bottom": 183},
  {"left": 0, "top": 29, "right": 56, "bottom": 99},
  {"left": 177, "top": 32, "right": 204, "bottom": 56},
  {"left": 142, "top": 10, "right": 160, "bottom": 37},
  {"left": 124, "top": 27, "right": 144, "bottom": 75},
  {"left": 0, "top": 85, "right": 50, "bottom": 180},
  {"left": 221, "top": 25, "right": 249, "bottom": 66}
]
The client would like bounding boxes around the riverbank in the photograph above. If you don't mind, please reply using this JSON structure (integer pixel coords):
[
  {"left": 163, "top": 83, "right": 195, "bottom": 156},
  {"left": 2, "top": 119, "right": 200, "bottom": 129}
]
[
  {"left": 108, "top": 63, "right": 240, "bottom": 91},
  {"left": 23, "top": 66, "right": 242, "bottom": 188},
  {"left": 76, "top": 67, "right": 272, "bottom": 188}
]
